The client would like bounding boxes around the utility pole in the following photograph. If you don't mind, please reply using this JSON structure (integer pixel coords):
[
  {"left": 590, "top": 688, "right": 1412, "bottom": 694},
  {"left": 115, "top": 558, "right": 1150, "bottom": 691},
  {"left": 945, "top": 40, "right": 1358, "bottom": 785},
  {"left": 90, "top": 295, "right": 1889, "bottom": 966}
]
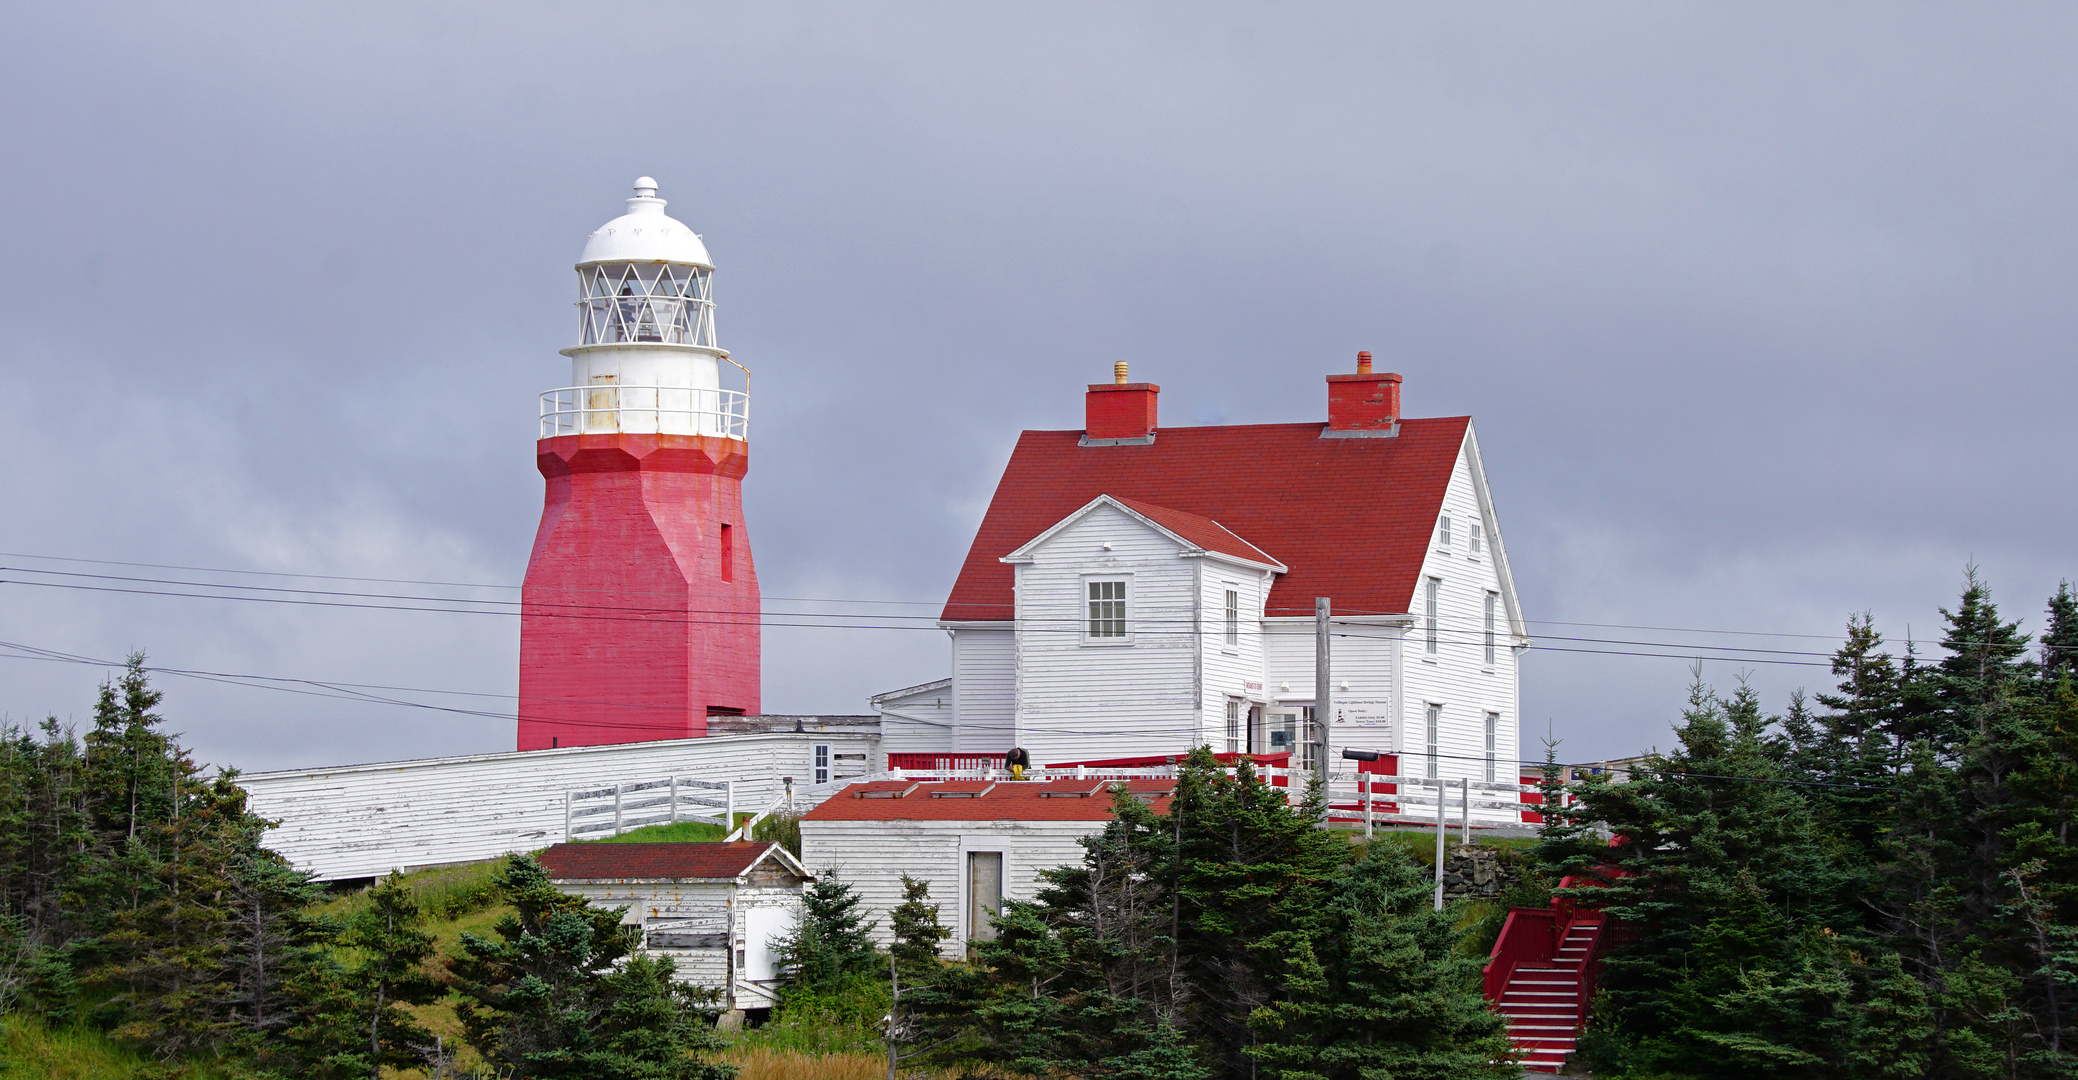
[{"left": 1314, "top": 597, "right": 1332, "bottom": 792}]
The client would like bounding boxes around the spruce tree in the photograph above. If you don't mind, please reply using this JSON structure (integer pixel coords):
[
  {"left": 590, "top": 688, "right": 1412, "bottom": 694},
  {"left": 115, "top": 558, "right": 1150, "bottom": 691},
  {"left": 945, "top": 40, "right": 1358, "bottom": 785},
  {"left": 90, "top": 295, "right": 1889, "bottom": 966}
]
[
  {"left": 1246, "top": 847, "right": 1514, "bottom": 1080},
  {"left": 771, "top": 872, "right": 877, "bottom": 998},
  {"left": 448, "top": 853, "right": 735, "bottom": 1080}
]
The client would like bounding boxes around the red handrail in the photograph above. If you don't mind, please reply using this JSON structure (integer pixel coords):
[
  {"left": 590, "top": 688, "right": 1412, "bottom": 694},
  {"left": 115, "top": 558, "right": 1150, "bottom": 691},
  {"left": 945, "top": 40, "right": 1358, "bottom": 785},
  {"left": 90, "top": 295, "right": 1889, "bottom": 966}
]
[{"left": 1484, "top": 906, "right": 1556, "bottom": 1000}]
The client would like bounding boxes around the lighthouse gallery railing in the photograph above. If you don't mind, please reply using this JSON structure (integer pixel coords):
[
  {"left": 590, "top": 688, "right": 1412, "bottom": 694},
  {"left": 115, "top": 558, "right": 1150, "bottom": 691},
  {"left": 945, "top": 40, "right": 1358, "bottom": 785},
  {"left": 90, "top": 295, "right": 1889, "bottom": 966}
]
[{"left": 539, "top": 384, "right": 749, "bottom": 440}]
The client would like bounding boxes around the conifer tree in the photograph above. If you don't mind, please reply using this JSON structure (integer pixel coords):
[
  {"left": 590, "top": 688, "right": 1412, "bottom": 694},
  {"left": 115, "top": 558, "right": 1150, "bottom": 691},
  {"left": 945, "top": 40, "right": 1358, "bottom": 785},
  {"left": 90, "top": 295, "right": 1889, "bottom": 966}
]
[
  {"left": 1247, "top": 847, "right": 1515, "bottom": 1080},
  {"left": 772, "top": 872, "right": 877, "bottom": 997},
  {"left": 284, "top": 871, "right": 443, "bottom": 1078},
  {"left": 448, "top": 853, "right": 735, "bottom": 1080}
]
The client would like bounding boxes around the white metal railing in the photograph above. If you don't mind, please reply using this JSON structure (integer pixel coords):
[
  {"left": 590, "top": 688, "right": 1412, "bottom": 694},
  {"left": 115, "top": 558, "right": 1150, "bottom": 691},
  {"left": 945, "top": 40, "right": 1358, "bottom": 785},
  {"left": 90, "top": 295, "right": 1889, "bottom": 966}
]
[
  {"left": 564, "top": 777, "right": 734, "bottom": 841},
  {"left": 540, "top": 385, "right": 748, "bottom": 440}
]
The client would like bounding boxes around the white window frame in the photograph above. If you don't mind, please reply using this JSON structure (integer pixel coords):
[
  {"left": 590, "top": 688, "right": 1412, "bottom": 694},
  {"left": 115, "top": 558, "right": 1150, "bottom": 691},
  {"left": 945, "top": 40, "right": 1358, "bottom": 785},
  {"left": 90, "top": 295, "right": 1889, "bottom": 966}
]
[
  {"left": 1424, "top": 702, "right": 1442, "bottom": 779},
  {"left": 1483, "top": 591, "right": 1498, "bottom": 668},
  {"left": 1224, "top": 697, "right": 1243, "bottom": 754},
  {"left": 1469, "top": 523, "right": 1483, "bottom": 558},
  {"left": 1424, "top": 577, "right": 1441, "bottom": 656},
  {"left": 1484, "top": 712, "right": 1499, "bottom": 784},
  {"left": 1438, "top": 514, "right": 1453, "bottom": 549},
  {"left": 1081, "top": 575, "right": 1132, "bottom": 644},
  {"left": 1223, "top": 586, "right": 1240, "bottom": 649}
]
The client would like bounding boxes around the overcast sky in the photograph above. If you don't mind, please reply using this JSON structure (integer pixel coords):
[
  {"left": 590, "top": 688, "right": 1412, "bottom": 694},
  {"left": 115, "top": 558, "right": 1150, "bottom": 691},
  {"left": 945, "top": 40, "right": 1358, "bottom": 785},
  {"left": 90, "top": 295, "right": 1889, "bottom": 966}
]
[{"left": 1, "top": 2, "right": 2072, "bottom": 773}]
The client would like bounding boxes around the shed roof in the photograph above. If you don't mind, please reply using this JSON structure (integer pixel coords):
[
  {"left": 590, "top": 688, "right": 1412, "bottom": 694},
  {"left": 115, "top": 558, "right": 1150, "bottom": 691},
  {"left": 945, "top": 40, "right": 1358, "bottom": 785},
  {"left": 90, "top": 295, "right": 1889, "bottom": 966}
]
[
  {"left": 801, "top": 778, "right": 1176, "bottom": 822},
  {"left": 537, "top": 841, "right": 792, "bottom": 881},
  {"left": 942, "top": 419, "right": 1471, "bottom": 622}
]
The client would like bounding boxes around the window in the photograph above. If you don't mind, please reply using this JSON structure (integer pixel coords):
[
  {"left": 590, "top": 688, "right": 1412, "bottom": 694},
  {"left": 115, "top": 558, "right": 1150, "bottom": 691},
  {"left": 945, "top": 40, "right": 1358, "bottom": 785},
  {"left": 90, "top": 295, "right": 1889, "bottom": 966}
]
[
  {"left": 814, "top": 744, "right": 830, "bottom": 785},
  {"left": 719, "top": 523, "right": 733, "bottom": 582},
  {"left": 1484, "top": 712, "right": 1500, "bottom": 784},
  {"left": 968, "top": 851, "right": 1004, "bottom": 944},
  {"left": 1438, "top": 514, "right": 1453, "bottom": 548},
  {"left": 1424, "top": 577, "right": 1441, "bottom": 655},
  {"left": 1087, "top": 580, "right": 1127, "bottom": 638},
  {"left": 1225, "top": 698, "right": 1243, "bottom": 753},
  {"left": 1470, "top": 523, "right": 1483, "bottom": 556},
  {"left": 1224, "top": 588, "right": 1240, "bottom": 647},
  {"left": 1425, "top": 703, "right": 1441, "bottom": 779},
  {"left": 1298, "top": 706, "right": 1318, "bottom": 774},
  {"left": 1484, "top": 592, "right": 1498, "bottom": 666}
]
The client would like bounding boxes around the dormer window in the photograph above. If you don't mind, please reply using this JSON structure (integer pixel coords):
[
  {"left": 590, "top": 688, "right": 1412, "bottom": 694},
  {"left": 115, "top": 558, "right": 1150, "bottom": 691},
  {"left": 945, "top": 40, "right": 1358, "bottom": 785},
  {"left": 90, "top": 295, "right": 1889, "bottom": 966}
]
[{"left": 1438, "top": 514, "right": 1453, "bottom": 548}]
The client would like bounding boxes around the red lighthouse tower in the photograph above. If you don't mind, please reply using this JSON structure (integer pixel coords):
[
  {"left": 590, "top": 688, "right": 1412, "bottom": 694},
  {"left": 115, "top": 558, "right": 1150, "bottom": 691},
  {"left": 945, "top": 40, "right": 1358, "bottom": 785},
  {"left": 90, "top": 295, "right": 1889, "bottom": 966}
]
[{"left": 518, "top": 178, "right": 759, "bottom": 751}]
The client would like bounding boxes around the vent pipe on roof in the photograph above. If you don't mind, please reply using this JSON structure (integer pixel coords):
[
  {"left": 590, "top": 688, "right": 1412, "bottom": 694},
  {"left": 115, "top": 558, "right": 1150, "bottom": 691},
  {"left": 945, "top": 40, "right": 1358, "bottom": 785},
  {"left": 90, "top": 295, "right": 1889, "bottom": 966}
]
[
  {"left": 1082, "top": 363, "right": 1160, "bottom": 446},
  {"left": 1323, "top": 350, "right": 1402, "bottom": 439}
]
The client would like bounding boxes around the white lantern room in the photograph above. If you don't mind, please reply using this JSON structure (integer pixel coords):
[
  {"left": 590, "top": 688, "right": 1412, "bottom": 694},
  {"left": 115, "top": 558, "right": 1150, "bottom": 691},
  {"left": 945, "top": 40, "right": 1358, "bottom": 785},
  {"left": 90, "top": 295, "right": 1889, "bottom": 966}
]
[{"left": 542, "top": 178, "right": 748, "bottom": 441}]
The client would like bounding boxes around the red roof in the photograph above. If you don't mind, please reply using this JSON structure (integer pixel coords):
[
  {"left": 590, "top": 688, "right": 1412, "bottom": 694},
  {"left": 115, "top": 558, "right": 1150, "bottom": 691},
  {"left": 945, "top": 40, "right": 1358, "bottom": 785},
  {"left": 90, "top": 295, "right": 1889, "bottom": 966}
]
[
  {"left": 800, "top": 778, "right": 1176, "bottom": 822},
  {"left": 1108, "top": 497, "right": 1281, "bottom": 568},
  {"left": 537, "top": 841, "right": 783, "bottom": 881},
  {"left": 943, "top": 418, "right": 1470, "bottom": 622}
]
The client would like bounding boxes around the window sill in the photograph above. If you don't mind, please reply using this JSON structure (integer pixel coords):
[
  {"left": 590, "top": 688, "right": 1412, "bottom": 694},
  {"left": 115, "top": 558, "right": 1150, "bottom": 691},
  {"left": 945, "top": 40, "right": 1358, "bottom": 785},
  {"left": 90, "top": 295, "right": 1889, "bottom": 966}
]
[
  {"left": 1481, "top": 666, "right": 1495, "bottom": 675},
  {"left": 1220, "top": 647, "right": 1240, "bottom": 656},
  {"left": 1420, "top": 657, "right": 1440, "bottom": 665},
  {"left": 1080, "top": 638, "right": 1134, "bottom": 647}
]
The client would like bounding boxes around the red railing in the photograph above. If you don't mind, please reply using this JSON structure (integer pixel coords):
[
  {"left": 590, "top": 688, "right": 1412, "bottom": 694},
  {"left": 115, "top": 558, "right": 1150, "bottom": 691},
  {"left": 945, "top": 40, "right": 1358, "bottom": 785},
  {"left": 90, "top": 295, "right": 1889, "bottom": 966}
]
[
  {"left": 886, "top": 753, "right": 1006, "bottom": 772},
  {"left": 1483, "top": 905, "right": 1557, "bottom": 1000}
]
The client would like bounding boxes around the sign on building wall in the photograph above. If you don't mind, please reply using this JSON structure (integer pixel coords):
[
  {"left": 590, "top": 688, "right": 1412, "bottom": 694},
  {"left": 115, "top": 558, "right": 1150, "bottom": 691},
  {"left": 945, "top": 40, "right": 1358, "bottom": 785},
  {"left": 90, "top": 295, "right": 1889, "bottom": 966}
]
[{"left": 1332, "top": 700, "right": 1395, "bottom": 728}]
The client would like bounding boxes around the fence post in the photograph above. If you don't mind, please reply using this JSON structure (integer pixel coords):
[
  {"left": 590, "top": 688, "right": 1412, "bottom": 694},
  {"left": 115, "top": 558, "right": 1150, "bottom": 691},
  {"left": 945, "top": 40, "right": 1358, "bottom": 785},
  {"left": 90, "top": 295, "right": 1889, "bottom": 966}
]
[
  {"left": 564, "top": 791, "right": 572, "bottom": 843},
  {"left": 669, "top": 776, "right": 679, "bottom": 825},
  {"left": 724, "top": 780, "right": 735, "bottom": 833},
  {"left": 1362, "top": 772, "right": 1373, "bottom": 839},
  {"left": 1433, "top": 779, "right": 1447, "bottom": 912},
  {"left": 613, "top": 783, "right": 623, "bottom": 836},
  {"left": 1462, "top": 777, "right": 1471, "bottom": 844}
]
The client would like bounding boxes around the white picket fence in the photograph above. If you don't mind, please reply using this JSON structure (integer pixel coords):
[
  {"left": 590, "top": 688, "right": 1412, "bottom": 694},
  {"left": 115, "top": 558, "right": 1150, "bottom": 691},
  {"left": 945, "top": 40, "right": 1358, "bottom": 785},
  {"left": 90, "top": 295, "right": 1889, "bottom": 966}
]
[{"left": 564, "top": 777, "right": 735, "bottom": 841}]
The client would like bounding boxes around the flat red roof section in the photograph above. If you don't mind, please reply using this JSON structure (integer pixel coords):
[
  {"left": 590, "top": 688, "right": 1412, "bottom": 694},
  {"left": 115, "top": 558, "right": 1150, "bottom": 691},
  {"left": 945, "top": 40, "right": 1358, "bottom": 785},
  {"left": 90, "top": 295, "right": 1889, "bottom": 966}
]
[
  {"left": 537, "top": 841, "right": 777, "bottom": 881},
  {"left": 802, "top": 778, "right": 1175, "bottom": 822},
  {"left": 942, "top": 418, "right": 1470, "bottom": 622}
]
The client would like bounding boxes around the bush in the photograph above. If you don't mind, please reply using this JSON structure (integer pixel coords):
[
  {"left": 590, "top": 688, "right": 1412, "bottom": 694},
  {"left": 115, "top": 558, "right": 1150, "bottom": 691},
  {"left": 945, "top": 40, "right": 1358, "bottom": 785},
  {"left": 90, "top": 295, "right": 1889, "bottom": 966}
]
[{"left": 733, "top": 974, "right": 889, "bottom": 1056}]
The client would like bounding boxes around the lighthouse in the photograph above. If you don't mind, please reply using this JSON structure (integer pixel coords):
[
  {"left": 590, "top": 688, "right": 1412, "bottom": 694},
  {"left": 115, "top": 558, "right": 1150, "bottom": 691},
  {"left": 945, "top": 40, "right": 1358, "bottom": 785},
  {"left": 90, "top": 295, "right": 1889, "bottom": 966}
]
[{"left": 518, "top": 178, "right": 760, "bottom": 751}]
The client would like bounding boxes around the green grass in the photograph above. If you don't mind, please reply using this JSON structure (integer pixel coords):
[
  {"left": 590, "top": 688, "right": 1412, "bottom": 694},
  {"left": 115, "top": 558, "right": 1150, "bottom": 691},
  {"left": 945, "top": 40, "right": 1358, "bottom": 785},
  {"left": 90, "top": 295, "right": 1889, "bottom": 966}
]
[
  {"left": 0, "top": 1015, "right": 246, "bottom": 1080},
  {"left": 585, "top": 819, "right": 731, "bottom": 843}
]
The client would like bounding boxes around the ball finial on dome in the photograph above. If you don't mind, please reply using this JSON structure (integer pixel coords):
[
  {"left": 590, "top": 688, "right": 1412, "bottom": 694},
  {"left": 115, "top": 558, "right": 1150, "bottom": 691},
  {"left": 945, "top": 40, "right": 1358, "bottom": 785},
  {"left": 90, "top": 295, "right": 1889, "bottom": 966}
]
[{"left": 633, "top": 176, "right": 658, "bottom": 198}]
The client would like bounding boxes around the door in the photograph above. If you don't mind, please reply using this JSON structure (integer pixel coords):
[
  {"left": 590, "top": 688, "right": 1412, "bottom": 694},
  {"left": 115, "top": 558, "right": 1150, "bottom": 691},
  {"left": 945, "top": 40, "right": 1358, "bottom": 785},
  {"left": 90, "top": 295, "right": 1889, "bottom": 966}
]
[
  {"left": 967, "top": 851, "right": 1004, "bottom": 944},
  {"left": 740, "top": 904, "right": 797, "bottom": 996}
]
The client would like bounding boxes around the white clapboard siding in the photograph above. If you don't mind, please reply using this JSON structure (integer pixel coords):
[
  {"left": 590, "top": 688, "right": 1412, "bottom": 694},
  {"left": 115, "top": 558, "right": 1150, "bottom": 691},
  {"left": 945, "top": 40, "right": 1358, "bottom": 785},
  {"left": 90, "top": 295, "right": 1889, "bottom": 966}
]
[
  {"left": 952, "top": 629, "right": 1015, "bottom": 754},
  {"left": 800, "top": 818, "right": 1098, "bottom": 957},
  {"left": 875, "top": 679, "right": 952, "bottom": 755},
  {"left": 1011, "top": 503, "right": 1205, "bottom": 763},
  {"left": 554, "top": 880, "right": 801, "bottom": 1009},
  {"left": 1401, "top": 431, "right": 1520, "bottom": 785},
  {"left": 1199, "top": 567, "right": 1274, "bottom": 749},
  {"left": 241, "top": 732, "right": 876, "bottom": 880}
]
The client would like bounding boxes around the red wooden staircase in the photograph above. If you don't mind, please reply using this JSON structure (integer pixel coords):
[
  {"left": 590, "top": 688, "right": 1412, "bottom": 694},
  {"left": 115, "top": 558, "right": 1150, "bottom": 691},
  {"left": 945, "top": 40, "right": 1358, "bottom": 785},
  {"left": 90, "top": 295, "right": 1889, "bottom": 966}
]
[{"left": 1482, "top": 877, "right": 1623, "bottom": 1073}]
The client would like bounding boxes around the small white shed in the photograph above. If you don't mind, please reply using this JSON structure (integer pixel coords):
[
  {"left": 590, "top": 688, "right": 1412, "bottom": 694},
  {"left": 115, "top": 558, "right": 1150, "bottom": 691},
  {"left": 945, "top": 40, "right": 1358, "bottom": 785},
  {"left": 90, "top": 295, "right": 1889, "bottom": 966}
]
[
  {"left": 537, "top": 841, "right": 807, "bottom": 1010},
  {"left": 798, "top": 778, "right": 1176, "bottom": 957}
]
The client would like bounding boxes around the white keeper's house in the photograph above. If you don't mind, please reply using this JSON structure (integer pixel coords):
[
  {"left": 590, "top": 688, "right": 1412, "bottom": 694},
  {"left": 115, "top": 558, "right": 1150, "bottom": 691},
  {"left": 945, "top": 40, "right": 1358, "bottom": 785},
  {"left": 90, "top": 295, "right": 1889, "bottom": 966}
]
[{"left": 875, "top": 354, "right": 1528, "bottom": 789}]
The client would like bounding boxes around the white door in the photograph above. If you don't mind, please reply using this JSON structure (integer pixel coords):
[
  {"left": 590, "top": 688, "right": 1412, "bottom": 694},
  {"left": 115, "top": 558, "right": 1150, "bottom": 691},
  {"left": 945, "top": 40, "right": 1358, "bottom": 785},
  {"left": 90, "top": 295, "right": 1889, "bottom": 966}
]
[{"left": 740, "top": 904, "right": 798, "bottom": 986}]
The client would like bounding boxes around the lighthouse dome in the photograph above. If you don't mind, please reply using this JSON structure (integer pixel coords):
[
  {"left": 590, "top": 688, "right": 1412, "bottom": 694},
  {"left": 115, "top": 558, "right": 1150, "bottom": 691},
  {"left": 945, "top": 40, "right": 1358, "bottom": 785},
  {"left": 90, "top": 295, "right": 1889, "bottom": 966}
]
[{"left": 577, "top": 178, "right": 712, "bottom": 268}]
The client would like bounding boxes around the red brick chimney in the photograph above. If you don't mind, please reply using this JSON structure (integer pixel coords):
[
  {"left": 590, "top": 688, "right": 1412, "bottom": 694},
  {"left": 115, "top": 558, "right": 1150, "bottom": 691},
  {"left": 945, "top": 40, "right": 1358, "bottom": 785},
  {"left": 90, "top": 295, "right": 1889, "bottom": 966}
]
[
  {"left": 1324, "top": 351, "right": 1401, "bottom": 437},
  {"left": 1084, "top": 361, "right": 1160, "bottom": 445}
]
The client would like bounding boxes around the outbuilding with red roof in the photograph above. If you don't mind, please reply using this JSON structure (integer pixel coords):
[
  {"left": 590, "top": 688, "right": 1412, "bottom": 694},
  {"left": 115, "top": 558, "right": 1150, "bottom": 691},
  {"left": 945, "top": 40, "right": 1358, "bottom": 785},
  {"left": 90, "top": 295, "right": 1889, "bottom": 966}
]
[
  {"left": 537, "top": 840, "right": 807, "bottom": 1013},
  {"left": 798, "top": 777, "right": 1175, "bottom": 955}
]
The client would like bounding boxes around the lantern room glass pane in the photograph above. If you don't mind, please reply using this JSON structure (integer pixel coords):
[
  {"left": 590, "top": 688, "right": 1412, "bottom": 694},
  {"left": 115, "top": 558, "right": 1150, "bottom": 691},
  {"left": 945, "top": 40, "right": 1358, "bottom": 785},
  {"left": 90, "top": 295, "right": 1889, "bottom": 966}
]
[{"left": 576, "top": 264, "right": 715, "bottom": 346}]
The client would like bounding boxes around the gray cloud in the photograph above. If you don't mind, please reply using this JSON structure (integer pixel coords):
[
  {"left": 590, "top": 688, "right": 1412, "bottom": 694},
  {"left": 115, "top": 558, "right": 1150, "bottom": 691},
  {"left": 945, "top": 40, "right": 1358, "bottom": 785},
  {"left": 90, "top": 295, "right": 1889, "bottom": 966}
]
[{"left": 1, "top": 2, "right": 2072, "bottom": 770}]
